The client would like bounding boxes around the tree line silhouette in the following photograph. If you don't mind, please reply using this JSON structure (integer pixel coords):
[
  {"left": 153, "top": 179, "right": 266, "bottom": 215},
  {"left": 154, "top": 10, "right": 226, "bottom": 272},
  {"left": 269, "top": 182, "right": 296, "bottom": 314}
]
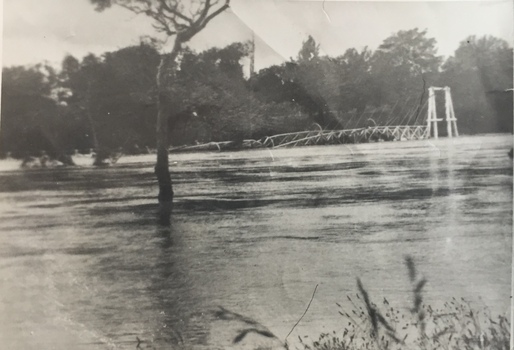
[{"left": 1, "top": 29, "right": 512, "bottom": 163}]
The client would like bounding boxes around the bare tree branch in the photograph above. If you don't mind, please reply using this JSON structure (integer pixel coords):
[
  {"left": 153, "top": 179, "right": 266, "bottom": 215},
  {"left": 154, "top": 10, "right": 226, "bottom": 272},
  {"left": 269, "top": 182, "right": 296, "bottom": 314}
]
[
  {"left": 160, "top": 1, "right": 194, "bottom": 25},
  {"left": 110, "top": 0, "right": 230, "bottom": 44},
  {"left": 198, "top": 0, "right": 229, "bottom": 31},
  {"left": 197, "top": 0, "right": 212, "bottom": 25}
]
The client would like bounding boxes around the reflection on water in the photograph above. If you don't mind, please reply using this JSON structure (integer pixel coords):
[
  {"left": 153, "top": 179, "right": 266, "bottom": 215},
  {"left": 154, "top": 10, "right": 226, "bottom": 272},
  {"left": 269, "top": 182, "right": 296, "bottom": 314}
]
[{"left": 0, "top": 135, "right": 511, "bottom": 349}]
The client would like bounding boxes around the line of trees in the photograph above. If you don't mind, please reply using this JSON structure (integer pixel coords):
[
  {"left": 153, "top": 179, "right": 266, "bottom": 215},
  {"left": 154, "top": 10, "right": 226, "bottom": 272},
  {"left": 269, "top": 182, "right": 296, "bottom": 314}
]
[{"left": 1, "top": 29, "right": 512, "bottom": 161}]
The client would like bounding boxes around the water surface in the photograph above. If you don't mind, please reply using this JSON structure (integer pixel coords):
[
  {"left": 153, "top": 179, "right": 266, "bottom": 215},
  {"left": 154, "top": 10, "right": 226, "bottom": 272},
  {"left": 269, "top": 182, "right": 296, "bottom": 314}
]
[{"left": 0, "top": 135, "right": 511, "bottom": 349}]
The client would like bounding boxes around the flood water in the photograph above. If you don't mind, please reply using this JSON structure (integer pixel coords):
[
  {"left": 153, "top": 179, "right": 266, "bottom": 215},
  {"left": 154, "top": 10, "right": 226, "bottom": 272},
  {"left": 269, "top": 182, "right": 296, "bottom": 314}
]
[{"left": 0, "top": 134, "right": 512, "bottom": 349}]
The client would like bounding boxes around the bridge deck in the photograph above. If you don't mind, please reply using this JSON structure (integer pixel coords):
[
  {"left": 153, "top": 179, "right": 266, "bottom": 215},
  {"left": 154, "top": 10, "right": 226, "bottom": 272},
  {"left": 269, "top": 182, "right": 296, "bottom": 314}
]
[
  {"left": 260, "top": 125, "right": 428, "bottom": 148},
  {"left": 170, "top": 125, "right": 429, "bottom": 153}
]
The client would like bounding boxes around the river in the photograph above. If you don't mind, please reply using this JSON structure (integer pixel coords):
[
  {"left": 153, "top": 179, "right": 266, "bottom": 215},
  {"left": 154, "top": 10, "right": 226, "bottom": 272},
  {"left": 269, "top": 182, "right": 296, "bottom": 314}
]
[{"left": 0, "top": 134, "right": 511, "bottom": 349}]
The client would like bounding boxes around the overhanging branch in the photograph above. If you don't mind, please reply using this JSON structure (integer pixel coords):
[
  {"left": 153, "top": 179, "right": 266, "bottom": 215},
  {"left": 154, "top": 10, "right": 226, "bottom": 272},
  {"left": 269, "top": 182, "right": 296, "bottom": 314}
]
[
  {"left": 200, "top": 0, "right": 229, "bottom": 30},
  {"left": 161, "top": 1, "right": 194, "bottom": 25},
  {"left": 108, "top": 0, "right": 230, "bottom": 46}
]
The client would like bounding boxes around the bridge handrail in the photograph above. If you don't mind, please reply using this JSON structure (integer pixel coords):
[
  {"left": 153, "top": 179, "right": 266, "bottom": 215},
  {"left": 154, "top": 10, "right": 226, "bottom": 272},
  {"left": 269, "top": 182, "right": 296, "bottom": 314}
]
[
  {"left": 260, "top": 125, "right": 426, "bottom": 140},
  {"left": 259, "top": 125, "right": 429, "bottom": 147}
]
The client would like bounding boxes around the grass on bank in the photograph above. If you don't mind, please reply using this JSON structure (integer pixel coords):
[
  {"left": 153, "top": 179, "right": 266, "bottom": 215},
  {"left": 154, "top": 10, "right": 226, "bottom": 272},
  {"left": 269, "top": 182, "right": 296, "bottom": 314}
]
[{"left": 297, "top": 256, "right": 510, "bottom": 350}]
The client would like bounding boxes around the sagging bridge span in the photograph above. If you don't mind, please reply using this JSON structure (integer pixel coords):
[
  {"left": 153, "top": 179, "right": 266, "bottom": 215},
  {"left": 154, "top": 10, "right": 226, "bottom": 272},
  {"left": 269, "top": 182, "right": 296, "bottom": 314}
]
[{"left": 171, "top": 86, "right": 458, "bottom": 153}]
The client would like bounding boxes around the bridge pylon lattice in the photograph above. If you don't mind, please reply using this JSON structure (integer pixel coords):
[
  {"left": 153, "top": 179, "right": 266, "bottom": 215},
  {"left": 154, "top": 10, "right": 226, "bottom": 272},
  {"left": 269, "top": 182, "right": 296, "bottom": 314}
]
[{"left": 427, "top": 86, "right": 459, "bottom": 139}]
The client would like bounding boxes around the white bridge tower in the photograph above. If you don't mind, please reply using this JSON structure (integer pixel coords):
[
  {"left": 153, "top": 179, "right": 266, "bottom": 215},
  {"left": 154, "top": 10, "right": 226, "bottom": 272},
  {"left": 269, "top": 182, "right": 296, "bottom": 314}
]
[{"left": 427, "top": 86, "right": 459, "bottom": 139}]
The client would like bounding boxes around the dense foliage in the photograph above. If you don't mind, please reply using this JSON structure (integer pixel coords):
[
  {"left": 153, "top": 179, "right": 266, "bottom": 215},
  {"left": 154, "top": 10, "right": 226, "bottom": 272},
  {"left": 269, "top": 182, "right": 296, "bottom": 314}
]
[{"left": 1, "top": 29, "right": 512, "bottom": 159}]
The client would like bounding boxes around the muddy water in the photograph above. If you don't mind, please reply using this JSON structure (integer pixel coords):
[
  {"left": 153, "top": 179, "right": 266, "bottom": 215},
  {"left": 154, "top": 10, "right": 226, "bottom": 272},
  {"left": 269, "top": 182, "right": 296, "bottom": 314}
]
[{"left": 0, "top": 134, "right": 511, "bottom": 349}]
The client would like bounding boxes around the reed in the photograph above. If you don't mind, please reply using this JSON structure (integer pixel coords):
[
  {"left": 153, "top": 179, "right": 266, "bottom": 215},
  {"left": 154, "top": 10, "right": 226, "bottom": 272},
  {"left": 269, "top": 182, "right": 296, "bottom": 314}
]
[{"left": 300, "top": 256, "right": 510, "bottom": 350}]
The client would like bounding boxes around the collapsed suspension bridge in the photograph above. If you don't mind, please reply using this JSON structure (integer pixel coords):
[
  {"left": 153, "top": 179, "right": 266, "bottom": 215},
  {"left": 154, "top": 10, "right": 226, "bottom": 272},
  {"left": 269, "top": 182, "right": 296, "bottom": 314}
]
[{"left": 171, "top": 86, "right": 459, "bottom": 153}]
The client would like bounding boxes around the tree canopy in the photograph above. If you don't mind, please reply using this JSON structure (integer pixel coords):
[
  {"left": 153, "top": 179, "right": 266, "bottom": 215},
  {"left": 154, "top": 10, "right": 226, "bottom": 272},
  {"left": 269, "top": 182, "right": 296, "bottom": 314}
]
[
  {"left": 1, "top": 30, "right": 512, "bottom": 160},
  {"left": 440, "top": 35, "right": 513, "bottom": 134}
]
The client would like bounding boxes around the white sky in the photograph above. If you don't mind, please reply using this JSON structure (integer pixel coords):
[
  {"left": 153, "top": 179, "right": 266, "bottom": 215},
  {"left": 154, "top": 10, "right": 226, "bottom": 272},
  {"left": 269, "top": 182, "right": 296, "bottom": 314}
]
[{"left": 2, "top": 0, "right": 513, "bottom": 71}]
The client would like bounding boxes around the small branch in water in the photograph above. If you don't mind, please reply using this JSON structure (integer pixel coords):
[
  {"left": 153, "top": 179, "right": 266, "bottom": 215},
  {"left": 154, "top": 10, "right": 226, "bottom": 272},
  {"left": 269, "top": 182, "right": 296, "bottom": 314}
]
[{"left": 285, "top": 284, "right": 319, "bottom": 343}]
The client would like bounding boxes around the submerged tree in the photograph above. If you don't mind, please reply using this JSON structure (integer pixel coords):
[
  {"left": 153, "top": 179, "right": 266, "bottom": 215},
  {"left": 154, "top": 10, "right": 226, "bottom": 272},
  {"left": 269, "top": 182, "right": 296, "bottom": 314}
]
[
  {"left": 89, "top": 0, "right": 230, "bottom": 206},
  {"left": 0, "top": 64, "right": 77, "bottom": 164},
  {"left": 60, "top": 54, "right": 108, "bottom": 164},
  {"left": 60, "top": 44, "right": 162, "bottom": 163}
]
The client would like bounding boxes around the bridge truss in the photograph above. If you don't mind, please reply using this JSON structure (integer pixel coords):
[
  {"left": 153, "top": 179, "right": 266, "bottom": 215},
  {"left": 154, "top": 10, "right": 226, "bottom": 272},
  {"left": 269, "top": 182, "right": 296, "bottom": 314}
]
[
  {"left": 170, "top": 86, "right": 457, "bottom": 153},
  {"left": 258, "top": 125, "right": 428, "bottom": 148}
]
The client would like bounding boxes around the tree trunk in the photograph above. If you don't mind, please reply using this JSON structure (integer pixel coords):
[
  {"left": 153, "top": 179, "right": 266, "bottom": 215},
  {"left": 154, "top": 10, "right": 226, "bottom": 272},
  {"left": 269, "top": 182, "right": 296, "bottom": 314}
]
[
  {"left": 155, "top": 40, "right": 182, "bottom": 205},
  {"left": 84, "top": 84, "right": 105, "bottom": 166}
]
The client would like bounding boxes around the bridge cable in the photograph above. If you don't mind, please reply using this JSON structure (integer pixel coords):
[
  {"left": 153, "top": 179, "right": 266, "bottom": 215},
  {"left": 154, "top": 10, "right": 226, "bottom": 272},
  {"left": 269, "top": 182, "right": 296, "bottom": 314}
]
[
  {"left": 382, "top": 99, "right": 400, "bottom": 126},
  {"left": 406, "top": 98, "right": 429, "bottom": 125},
  {"left": 387, "top": 96, "right": 412, "bottom": 126},
  {"left": 411, "top": 97, "right": 429, "bottom": 125}
]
